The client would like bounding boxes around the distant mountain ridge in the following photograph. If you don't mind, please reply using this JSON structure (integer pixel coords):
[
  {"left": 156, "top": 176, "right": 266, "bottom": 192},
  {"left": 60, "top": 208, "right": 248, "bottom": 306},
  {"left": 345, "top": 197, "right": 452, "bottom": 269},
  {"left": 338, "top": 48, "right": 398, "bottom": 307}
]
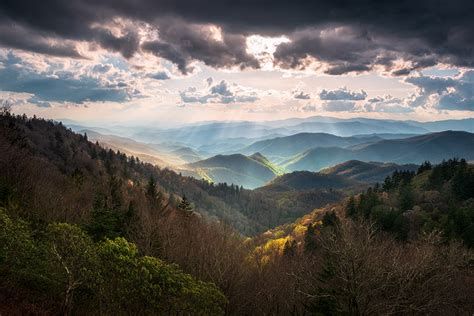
[
  {"left": 259, "top": 171, "right": 358, "bottom": 192},
  {"left": 64, "top": 116, "right": 474, "bottom": 154},
  {"left": 240, "top": 132, "right": 382, "bottom": 161},
  {"left": 321, "top": 160, "right": 419, "bottom": 183},
  {"left": 283, "top": 131, "right": 474, "bottom": 171}
]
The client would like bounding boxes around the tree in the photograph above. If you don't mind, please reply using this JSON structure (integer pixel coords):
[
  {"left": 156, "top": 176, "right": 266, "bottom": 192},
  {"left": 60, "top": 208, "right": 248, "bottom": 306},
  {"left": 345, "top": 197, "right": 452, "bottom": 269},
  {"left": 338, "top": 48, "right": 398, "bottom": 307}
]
[
  {"left": 322, "top": 210, "right": 339, "bottom": 227},
  {"left": 146, "top": 175, "right": 158, "bottom": 201},
  {"left": 304, "top": 223, "right": 318, "bottom": 253},
  {"left": 398, "top": 183, "right": 414, "bottom": 211},
  {"left": 177, "top": 195, "right": 193, "bottom": 215},
  {"left": 86, "top": 193, "right": 121, "bottom": 241},
  {"left": 146, "top": 176, "right": 166, "bottom": 211},
  {"left": 0, "top": 99, "right": 12, "bottom": 116},
  {"left": 283, "top": 239, "right": 297, "bottom": 257},
  {"left": 46, "top": 223, "right": 97, "bottom": 315},
  {"left": 417, "top": 161, "right": 432, "bottom": 174},
  {"left": 93, "top": 237, "right": 227, "bottom": 315},
  {"left": 345, "top": 196, "right": 357, "bottom": 218}
]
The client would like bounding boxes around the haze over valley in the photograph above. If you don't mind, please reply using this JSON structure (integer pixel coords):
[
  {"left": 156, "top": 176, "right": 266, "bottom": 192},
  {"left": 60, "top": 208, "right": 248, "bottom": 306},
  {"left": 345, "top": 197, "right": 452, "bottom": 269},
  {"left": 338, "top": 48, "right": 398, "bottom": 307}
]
[{"left": 1, "top": 0, "right": 474, "bottom": 314}]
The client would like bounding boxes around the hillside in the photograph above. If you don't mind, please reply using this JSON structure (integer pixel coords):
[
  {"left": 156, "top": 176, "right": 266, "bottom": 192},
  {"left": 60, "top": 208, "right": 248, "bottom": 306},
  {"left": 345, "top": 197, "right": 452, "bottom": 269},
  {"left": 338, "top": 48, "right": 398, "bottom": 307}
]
[
  {"left": 344, "top": 158, "right": 474, "bottom": 245},
  {"left": 2, "top": 113, "right": 473, "bottom": 315},
  {"left": 283, "top": 147, "right": 352, "bottom": 171},
  {"left": 171, "top": 146, "right": 202, "bottom": 163},
  {"left": 353, "top": 131, "right": 474, "bottom": 163},
  {"left": 83, "top": 129, "right": 175, "bottom": 166},
  {"left": 259, "top": 171, "right": 358, "bottom": 192},
  {"left": 185, "top": 153, "right": 282, "bottom": 189},
  {"left": 284, "top": 131, "right": 474, "bottom": 171},
  {"left": 2, "top": 113, "right": 348, "bottom": 234},
  {"left": 240, "top": 132, "right": 380, "bottom": 161},
  {"left": 249, "top": 170, "right": 361, "bottom": 225},
  {"left": 321, "top": 160, "right": 419, "bottom": 183}
]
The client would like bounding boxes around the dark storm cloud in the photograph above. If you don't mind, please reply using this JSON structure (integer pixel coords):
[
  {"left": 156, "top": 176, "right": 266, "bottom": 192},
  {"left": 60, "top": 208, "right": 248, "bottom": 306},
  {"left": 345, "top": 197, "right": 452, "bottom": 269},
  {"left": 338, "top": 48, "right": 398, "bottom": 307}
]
[
  {"left": 0, "top": 21, "right": 82, "bottom": 58},
  {"left": 1, "top": 0, "right": 474, "bottom": 73},
  {"left": 142, "top": 19, "right": 258, "bottom": 74}
]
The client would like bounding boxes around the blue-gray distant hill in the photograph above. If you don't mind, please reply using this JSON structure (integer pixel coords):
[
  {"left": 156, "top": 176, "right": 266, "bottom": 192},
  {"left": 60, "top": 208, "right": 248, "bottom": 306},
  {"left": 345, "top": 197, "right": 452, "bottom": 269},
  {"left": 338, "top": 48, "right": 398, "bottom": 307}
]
[
  {"left": 240, "top": 133, "right": 382, "bottom": 161},
  {"left": 320, "top": 160, "right": 419, "bottom": 183},
  {"left": 283, "top": 131, "right": 474, "bottom": 171}
]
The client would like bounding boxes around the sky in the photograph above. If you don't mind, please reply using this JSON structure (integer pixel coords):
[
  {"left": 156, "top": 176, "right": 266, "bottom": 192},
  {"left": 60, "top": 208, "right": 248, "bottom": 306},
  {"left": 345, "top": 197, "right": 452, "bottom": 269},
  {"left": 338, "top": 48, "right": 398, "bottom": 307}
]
[{"left": 1, "top": 0, "right": 474, "bottom": 127}]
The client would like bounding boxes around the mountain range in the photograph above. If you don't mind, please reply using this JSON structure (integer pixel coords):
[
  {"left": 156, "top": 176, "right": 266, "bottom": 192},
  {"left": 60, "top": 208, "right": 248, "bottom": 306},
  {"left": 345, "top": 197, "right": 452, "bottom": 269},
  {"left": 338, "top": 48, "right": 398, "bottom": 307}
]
[
  {"left": 282, "top": 131, "right": 474, "bottom": 171},
  {"left": 66, "top": 116, "right": 474, "bottom": 150}
]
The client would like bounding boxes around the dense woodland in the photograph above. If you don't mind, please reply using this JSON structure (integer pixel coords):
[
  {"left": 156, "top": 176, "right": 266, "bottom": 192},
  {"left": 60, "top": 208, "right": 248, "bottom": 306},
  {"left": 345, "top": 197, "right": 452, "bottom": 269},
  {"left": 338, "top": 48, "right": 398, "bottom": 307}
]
[
  {"left": 1, "top": 109, "right": 473, "bottom": 315},
  {"left": 347, "top": 159, "right": 474, "bottom": 246}
]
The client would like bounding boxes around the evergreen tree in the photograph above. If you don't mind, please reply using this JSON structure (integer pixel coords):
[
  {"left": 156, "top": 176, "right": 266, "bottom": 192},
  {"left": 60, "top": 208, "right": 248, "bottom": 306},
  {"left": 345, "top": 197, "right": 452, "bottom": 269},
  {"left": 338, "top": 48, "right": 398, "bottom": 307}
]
[
  {"left": 322, "top": 211, "right": 339, "bottom": 227},
  {"left": 283, "top": 239, "right": 297, "bottom": 257},
  {"left": 177, "top": 195, "right": 193, "bottom": 215},
  {"left": 304, "top": 223, "right": 318, "bottom": 253},
  {"left": 87, "top": 193, "right": 121, "bottom": 241},
  {"left": 417, "top": 161, "right": 432, "bottom": 174},
  {"left": 345, "top": 196, "right": 357, "bottom": 218},
  {"left": 398, "top": 183, "right": 414, "bottom": 211}
]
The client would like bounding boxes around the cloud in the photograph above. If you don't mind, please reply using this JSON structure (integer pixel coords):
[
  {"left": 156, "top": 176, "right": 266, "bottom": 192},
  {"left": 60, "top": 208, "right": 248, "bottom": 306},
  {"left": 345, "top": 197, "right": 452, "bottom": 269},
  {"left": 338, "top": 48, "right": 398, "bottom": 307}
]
[
  {"left": 0, "top": 21, "right": 83, "bottom": 58},
  {"left": 0, "top": 1, "right": 473, "bottom": 75},
  {"left": 321, "top": 100, "right": 357, "bottom": 112},
  {"left": 292, "top": 88, "right": 310, "bottom": 100},
  {"left": 148, "top": 71, "right": 170, "bottom": 80},
  {"left": 0, "top": 52, "right": 140, "bottom": 104},
  {"left": 272, "top": 25, "right": 452, "bottom": 75},
  {"left": 180, "top": 79, "right": 259, "bottom": 104},
  {"left": 364, "top": 95, "right": 413, "bottom": 113},
  {"left": 301, "top": 104, "right": 317, "bottom": 112},
  {"left": 142, "top": 20, "right": 259, "bottom": 74},
  {"left": 319, "top": 87, "right": 367, "bottom": 100},
  {"left": 406, "top": 71, "right": 474, "bottom": 111}
]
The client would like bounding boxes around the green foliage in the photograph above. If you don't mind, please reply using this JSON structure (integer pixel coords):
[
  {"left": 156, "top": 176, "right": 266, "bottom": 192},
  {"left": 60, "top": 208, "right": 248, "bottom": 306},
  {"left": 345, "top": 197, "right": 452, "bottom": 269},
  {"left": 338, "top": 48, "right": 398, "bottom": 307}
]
[
  {"left": 398, "top": 183, "right": 414, "bottom": 211},
  {"left": 0, "top": 209, "right": 227, "bottom": 314},
  {"left": 86, "top": 193, "right": 123, "bottom": 241},
  {"left": 443, "top": 202, "right": 474, "bottom": 248},
  {"left": 417, "top": 161, "right": 432, "bottom": 174},
  {"left": 347, "top": 158, "right": 474, "bottom": 246},
  {"left": 93, "top": 237, "right": 226, "bottom": 315},
  {"left": 382, "top": 170, "right": 415, "bottom": 191},
  {"left": 357, "top": 187, "right": 380, "bottom": 219}
]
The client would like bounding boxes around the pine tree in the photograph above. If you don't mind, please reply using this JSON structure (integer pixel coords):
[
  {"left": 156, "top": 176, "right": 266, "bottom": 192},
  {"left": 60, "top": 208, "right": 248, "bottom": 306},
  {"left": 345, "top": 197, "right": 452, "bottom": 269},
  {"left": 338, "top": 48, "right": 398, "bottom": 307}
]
[
  {"left": 398, "top": 183, "right": 414, "bottom": 211},
  {"left": 322, "top": 211, "right": 339, "bottom": 227},
  {"left": 304, "top": 223, "right": 318, "bottom": 253},
  {"left": 345, "top": 196, "right": 357, "bottom": 218},
  {"left": 283, "top": 239, "right": 297, "bottom": 257},
  {"left": 146, "top": 176, "right": 158, "bottom": 201},
  {"left": 177, "top": 195, "right": 193, "bottom": 216}
]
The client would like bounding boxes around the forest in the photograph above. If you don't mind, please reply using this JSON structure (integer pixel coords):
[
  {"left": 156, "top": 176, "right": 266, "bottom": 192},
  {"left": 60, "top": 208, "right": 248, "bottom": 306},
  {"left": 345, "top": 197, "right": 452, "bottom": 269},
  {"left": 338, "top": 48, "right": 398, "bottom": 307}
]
[{"left": 1, "top": 110, "right": 473, "bottom": 315}]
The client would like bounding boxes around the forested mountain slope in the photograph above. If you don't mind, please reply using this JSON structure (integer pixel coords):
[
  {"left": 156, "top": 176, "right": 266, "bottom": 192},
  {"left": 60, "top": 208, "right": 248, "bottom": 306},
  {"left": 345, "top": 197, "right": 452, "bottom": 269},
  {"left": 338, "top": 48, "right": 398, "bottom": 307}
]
[{"left": 184, "top": 153, "right": 282, "bottom": 189}]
